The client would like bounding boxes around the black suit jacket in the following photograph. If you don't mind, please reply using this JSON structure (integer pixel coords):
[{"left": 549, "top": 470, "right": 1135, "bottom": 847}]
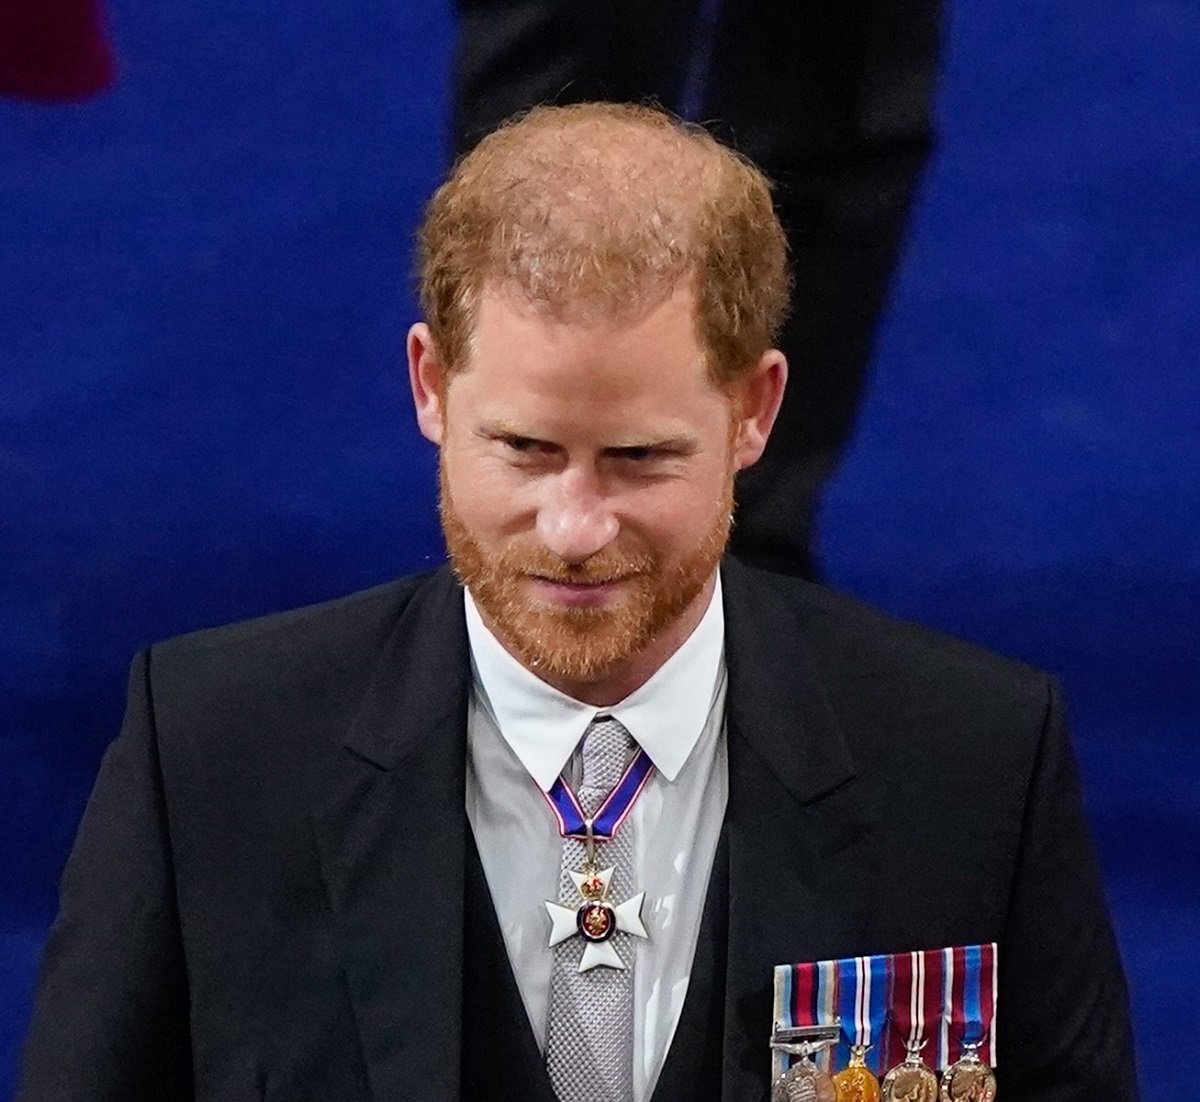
[{"left": 18, "top": 560, "right": 1137, "bottom": 1100}]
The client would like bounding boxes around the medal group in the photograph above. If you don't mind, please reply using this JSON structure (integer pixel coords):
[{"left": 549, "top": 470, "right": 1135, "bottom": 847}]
[
  {"left": 537, "top": 748, "right": 999, "bottom": 1101},
  {"left": 771, "top": 945, "right": 998, "bottom": 1102}
]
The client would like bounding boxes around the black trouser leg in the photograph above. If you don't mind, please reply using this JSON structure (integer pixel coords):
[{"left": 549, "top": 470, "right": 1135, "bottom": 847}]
[{"left": 450, "top": 0, "right": 942, "bottom": 579}]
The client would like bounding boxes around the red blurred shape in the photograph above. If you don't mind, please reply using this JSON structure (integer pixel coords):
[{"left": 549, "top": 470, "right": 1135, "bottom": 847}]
[{"left": 0, "top": 0, "right": 116, "bottom": 101}]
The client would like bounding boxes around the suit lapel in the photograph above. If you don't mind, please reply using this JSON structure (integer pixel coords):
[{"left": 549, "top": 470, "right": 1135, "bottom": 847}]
[
  {"left": 719, "top": 559, "right": 885, "bottom": 1100},
  {"left": 312, "top": 569, "right": 471, "bottom": 1102}
]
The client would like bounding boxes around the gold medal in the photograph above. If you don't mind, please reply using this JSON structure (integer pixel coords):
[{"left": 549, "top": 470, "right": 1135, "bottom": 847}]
[
  {"left": 938, "top": 1043, "right": 996, "bottom": 1102},
  {"left": 881, "top": 1043, "right": 938, "bottom": 1102},
  {"left": 833, "top": 1045, "right": 881, "bottom": 1102}
]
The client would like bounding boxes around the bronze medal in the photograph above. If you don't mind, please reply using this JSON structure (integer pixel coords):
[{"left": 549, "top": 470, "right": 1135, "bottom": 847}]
[
  {"left": 881, "top": 1044, "right": 938, "bottom": 1102},
  {"left": 772, "top": 1053, "right": 838, "bottom": 1102},
  {"left": 938, "top": 1043, "right": 996, "bottom": 1102},
  {"left": 770, "top": 1030, "right": 840, "bottom": 1102}
]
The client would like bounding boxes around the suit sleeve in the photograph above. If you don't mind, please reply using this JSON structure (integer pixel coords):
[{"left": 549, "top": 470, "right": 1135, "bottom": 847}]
[
  {"left": 17, "top": 649, "right": 193, "bottom": 1101},
  {"left": 999, "top": 678, "right": 1139, "bottom": 1099}
]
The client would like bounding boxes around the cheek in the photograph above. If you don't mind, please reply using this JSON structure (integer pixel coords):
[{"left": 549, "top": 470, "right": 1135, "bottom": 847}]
[
  {"left": 443, "top": 450, "right": 538, "bottom": 538},
  {"left": 628, "top": 470, "right": 732, "bottom": 546}
]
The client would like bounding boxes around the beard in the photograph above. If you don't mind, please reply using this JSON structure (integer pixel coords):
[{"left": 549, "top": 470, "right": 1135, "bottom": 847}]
[{"left": 439, "top": 460, "right": 732, "bottom": 685}]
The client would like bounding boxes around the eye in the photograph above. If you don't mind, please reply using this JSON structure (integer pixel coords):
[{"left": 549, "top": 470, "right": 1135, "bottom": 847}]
[
  {"left": 491, "top": 433, "right": 549, "bottom": 453},
  {"left": 497, "top": 434, "right": 560, "bottom": 462},
  {"left": 611, "top": 446, "right": 657, "bottom": 462}
]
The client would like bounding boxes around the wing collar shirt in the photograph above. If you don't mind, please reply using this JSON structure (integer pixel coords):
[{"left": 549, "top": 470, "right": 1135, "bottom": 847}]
[{"left": 464, "top": 575, "right": 729, "bottom": 1102}]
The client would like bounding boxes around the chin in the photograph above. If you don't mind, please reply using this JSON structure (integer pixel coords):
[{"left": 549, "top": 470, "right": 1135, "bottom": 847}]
[{"left": 505, "top": 608, "right": 655, "bottom": 685}]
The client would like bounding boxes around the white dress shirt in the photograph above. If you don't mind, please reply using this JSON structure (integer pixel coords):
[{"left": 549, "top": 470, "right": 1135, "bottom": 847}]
[{"left": 464, "top": 576, "right": 729, "bottom": 1102}]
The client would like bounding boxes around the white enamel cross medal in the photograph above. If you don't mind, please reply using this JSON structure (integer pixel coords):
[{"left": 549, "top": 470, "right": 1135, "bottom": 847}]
[
  {"left": 544, "top": 862, "right": 649, "bottom": 971},
  {"left": 547, "top": 816, "right": 648, "bottom": 969},
  {"left": 541, "top": 743, "right": 655, "bottom": 971}
]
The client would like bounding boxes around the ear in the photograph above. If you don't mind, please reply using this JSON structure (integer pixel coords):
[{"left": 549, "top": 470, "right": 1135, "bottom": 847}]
[
  {"left": 730, "top": 349, "right": 787, "bottom": 471},
  {"left": 407, "top": 322, "right": 448, "bottom": 445}
]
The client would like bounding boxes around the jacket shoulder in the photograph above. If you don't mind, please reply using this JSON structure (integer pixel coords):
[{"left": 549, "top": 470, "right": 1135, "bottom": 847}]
[
  {"left": 725, "top": 562, "right": 1056, "bottom": 759},
  {"left": 141, "top": 569, "right": 460, "bottom": 767},
  {"left": 757, "top": 567, "right": 1049, "bottom": 697},
  {"left": 152, "top": 571, "right": 434, "bottom": 666}
]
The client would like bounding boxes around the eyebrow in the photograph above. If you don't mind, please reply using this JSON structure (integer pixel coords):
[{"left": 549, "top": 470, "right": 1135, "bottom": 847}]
[
  {"left": 477, "top": 421, "right": 697, "bottom": 453},
  {"left": 477, "top": 420, "right": 533, "bottom": 439},
  {"left": 604, "top": 435, "right": 698, "bottom": 454}
]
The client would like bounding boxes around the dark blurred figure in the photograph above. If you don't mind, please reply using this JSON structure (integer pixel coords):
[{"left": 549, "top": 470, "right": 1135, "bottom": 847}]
[
  {"left": 0, "top": 0, "right": 115, "bottom": 100},
  {"left": 453, "top": 0, "right": 941, "bottom": 578}
]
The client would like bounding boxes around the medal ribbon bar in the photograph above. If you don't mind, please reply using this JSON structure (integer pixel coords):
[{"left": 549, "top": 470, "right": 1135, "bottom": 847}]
[
  {"left": 833, "top": 952, "right": 889, "bottom": 1071},
  {"left": 771, "top": 942, "right": 998, "bottom": 1077},
  {"left": 773, "top": 956, "right": 839, "bottom": 1075},
  {"left": 939, "top": 943, "right": 997, "bottom": 1067},
  {"left": 885, "top": 949, "right": 943, "bottom": 1071}
]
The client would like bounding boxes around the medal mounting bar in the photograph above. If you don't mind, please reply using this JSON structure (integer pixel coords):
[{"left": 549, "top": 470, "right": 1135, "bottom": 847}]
[{"left": 770, "top": 1022, "right": 842, "bottom": 1050}]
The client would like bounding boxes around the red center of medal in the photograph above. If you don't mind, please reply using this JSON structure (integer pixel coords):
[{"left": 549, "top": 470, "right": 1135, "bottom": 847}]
[{"left": 577, "top": 901, "right": 615, "bottom": 942}]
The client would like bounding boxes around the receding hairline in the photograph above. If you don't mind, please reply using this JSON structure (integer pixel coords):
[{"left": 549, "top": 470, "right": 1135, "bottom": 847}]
[
  {"left": 452, "top": 277, "right": 713, "bottom": 378},
  {"left": 463, "top": 102, "right": 726, "bottom": 193},
  {"left": 417, "top": 101, "right": 791, "bottom": 382}
]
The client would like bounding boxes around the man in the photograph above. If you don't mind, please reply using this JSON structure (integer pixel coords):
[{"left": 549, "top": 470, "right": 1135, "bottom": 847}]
[{"left": 19, "top": 104, "right": 1137, "bottom": 1101}]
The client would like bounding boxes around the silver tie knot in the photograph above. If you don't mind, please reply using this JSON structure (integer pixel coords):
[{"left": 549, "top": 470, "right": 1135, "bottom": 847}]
[{"left": 576, "top": 715, "right": 637, "bottom": 814}]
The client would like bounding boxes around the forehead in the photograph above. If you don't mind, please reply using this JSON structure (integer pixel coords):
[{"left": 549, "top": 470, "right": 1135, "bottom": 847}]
[
  {"left": 468, "top": 283, "right": 704, "bottom": 376},
  {"left": 449, "top": 284, "right": 729, "bottom": 435}
]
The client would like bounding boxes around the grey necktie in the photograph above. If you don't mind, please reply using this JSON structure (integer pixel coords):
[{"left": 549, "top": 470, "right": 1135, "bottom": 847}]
[{"left": 545, "top": 715, "right": 638, "bottom": 1102}]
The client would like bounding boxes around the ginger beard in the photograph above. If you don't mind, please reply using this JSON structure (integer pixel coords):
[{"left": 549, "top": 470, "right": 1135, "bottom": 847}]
[{"left": 439, "top": 458, "right": 734, "bottom": 684}]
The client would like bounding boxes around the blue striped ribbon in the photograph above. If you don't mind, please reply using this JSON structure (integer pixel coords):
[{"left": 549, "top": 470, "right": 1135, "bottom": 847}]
[
  {"left": 833, "top": 954, "right": 890, "bottom": 1074},
  {"left": 962, "top": 942, "right": 984, "bottom": 1046},
  {"left": 834, "top": 957, "right": 857, "bottom": 1070},
  {"left": 545, "top": 748, "right": 655, "bottom": 839},
  {"left": 867, "top": 951, "right": 889, "bottom": 1070}
]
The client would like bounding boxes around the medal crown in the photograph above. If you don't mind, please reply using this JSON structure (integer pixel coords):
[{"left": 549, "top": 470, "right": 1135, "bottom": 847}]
[{"left": 580, "top": 875, "right": 605, "bottom": 899}]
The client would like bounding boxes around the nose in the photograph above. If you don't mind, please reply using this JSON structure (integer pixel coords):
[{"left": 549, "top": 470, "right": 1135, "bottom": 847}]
[{"left": 536, "top": 469, "right": 619, "bottom": 564}]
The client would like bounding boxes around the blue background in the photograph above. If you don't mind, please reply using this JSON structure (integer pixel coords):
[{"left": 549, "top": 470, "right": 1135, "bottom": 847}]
[{"left": 1, "top": 0, "right": 1196, "bottom": 1096}]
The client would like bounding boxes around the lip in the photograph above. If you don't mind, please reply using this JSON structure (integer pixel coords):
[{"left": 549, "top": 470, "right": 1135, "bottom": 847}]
[{"left": 527, "top": 575, "right": 628, "bottom": 608}]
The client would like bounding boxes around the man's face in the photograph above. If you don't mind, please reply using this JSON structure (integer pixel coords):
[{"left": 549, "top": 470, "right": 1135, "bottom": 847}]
[{"left": 409, "top": 284, "right": 782, "bottom": 697}]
